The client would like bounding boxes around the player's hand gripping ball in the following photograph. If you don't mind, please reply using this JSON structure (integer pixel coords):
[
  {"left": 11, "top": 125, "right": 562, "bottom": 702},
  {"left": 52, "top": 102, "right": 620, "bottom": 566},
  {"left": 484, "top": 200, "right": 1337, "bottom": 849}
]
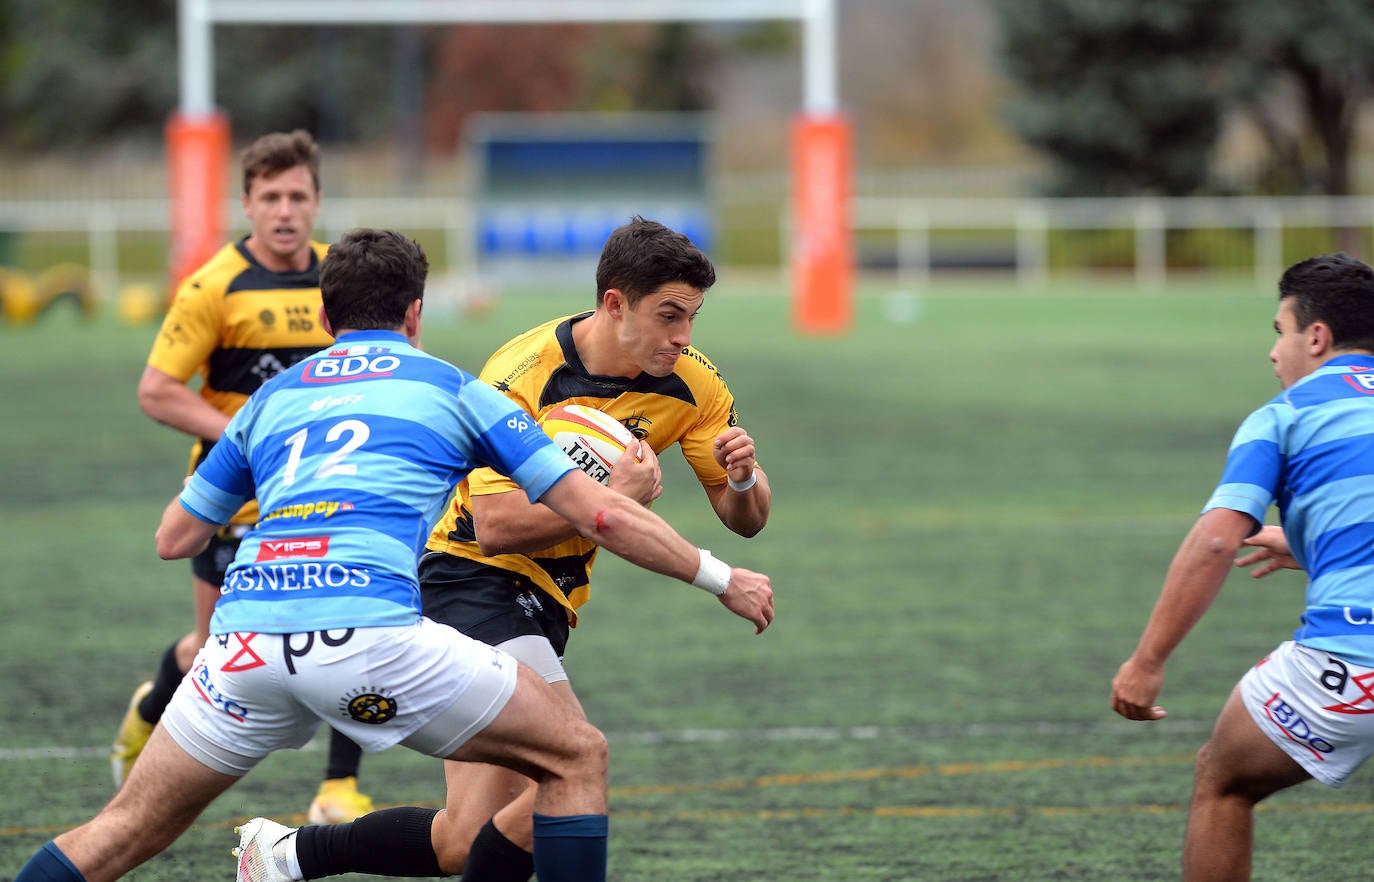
[{"left": 540, "top": 403, "right": 640, "bottom": 485}]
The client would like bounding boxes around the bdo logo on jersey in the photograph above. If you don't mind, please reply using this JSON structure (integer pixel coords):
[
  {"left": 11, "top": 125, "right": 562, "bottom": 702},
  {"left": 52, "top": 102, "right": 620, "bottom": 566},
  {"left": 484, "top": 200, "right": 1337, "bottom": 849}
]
[
  {"left": 303, "top": 353, "right": 401, "bottom": 383},
  {"left": 1342, "top": 371, "right": 1374, "bottom": 394}
]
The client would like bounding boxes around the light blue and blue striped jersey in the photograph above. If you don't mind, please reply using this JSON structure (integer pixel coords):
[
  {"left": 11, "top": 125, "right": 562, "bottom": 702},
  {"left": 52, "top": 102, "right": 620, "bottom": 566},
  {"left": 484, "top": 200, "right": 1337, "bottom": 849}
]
[
  {"left": 178, "top": 329, "right": 575, "bottom": 635},
  {"left": 1204, "top": 353, "right": 1374, "bottom": 665}
]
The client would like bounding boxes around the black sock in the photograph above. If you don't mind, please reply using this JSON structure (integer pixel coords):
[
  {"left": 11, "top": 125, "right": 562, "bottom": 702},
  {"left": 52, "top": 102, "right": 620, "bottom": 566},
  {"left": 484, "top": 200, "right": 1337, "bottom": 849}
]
[
  {"left": 462, "top": 819, "right": 534, "bottom": 882},
  {"left": 137, "top": 642, "right": 183, "bottom": 724},
  {"left": 324, "top": 729, "right": 364, "bottom": 781},
  {"left": 296, "top": 807, "right": 441, "bottom": 878}
]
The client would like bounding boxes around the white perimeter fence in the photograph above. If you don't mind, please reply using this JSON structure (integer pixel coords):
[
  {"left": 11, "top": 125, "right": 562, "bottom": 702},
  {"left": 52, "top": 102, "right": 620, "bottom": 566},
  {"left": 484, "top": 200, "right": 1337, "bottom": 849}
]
[{"left": 5, "top": 195, "right": 1374, "bottom": 300}]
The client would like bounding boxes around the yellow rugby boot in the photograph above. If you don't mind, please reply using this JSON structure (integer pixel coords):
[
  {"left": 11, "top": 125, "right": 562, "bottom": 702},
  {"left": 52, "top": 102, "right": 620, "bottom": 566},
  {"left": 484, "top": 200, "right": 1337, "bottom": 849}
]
[
  {"left": 306, "top": 776, "right": 374, "bottom": 824},
  {"left": 110, "top": 681, "right": 154, "bottom": 789}
]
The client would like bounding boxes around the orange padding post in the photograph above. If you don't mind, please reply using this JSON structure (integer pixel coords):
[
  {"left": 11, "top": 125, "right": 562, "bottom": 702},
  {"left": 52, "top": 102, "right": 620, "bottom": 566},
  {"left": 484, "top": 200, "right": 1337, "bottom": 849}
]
[
  {"left": 166, "top": 111, "right": 231, "bottom": 300},
  {"left": 791, "top": 114, "right": 853, "bottom": 335}
]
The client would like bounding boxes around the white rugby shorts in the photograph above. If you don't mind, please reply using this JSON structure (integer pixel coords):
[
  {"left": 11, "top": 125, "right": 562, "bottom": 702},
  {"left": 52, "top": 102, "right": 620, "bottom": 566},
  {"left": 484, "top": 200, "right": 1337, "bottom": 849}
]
[
  {"left": 1240, "top": 640, "right": 1374, "bottom": 787},
  {"left": 161, "top": 617, "right": 517, "bottom": 776}
]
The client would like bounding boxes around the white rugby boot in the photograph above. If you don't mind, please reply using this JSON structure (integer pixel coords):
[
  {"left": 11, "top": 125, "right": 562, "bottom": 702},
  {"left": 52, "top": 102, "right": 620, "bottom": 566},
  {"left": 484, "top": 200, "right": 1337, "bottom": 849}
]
[{"left": 233, "top": 817, "right": 301, "bottom": 882}]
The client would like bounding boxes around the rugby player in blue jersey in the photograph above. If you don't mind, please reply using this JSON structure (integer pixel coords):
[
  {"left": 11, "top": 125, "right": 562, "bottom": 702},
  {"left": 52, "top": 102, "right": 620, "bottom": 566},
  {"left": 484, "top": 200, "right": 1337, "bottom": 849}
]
[
  {"left": 1112, "top": 253, "right": 1374, "bottom": 881},
  {"left": 12, "top": 229, "right": 773, "bottom": 882}
]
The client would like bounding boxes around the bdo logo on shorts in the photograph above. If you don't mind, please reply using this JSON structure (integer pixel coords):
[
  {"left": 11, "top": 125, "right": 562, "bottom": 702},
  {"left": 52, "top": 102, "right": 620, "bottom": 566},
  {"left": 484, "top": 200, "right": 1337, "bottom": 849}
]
[
  {"left": 339, "top": 688, "right": 398, "bottom": 724},
  {"left": 1263, "top": 692, "right": 1334, "bottom": 760}
]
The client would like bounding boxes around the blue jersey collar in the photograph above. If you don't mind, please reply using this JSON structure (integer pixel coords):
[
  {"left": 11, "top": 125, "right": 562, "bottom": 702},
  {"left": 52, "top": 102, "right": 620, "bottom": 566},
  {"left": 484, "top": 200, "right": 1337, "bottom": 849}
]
[{"left": 331, "top": 329, "right": 409, "bottom": 347}]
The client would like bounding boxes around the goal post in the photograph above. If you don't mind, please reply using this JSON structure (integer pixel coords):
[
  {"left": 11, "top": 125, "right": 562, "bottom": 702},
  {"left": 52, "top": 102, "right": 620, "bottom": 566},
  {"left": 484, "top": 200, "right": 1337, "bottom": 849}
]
[{"left": 172, "top": 0, "right": 852, "bottom": 333}]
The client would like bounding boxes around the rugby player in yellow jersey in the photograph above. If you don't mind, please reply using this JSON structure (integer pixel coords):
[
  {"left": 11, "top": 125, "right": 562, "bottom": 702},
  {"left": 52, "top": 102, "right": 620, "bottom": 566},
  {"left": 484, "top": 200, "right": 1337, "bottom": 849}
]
[
  {"left": 285, "top": 215, "right": 772, "bottom": 882},
  {"left": 112, "top": 130, "right": 373, "bottom": 824}
]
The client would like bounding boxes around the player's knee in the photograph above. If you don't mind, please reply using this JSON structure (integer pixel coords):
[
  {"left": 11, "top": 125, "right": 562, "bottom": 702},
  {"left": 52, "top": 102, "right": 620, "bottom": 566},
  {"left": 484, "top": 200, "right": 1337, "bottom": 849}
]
[
  {"left": 565, "top": 720, "right": 608, "bottom": 781},
  {"left": 430, "top": 809, "right": 475, "bottom": 875},
  {"left": 1192, "top": 739, "right": 1251, "bottom": 802}
]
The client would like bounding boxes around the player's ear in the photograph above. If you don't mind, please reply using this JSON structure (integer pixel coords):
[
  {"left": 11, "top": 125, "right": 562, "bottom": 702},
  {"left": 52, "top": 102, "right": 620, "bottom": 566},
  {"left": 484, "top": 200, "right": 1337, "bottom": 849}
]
[
  {"left": 319, "top": 305, "right": 335, "bottom": 338},
  {"left": 1309, "top": 320, "right": 1333, "bottom": 355},
  {"left": 404, "top": 298, "right": 422, "bottom": 338},
  {"left": 603, "top": 288, "right": 625, "bottom": 318}
]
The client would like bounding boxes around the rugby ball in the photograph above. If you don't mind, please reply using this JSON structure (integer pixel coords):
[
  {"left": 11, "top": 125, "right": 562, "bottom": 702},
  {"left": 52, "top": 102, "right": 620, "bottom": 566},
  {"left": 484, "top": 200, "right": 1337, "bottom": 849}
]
[{"left": 540, "top": 404, "right": 639, "bottom": 485}]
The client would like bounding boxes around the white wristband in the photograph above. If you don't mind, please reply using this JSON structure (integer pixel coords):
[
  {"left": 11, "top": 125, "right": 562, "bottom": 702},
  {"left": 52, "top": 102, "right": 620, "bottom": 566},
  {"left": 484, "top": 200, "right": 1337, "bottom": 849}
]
[
  {"left": 692, "top": 548, "right": 731, "bottom": 596},
  {"left": 727, "top": 470, "right": 757, "bottom": 492}
]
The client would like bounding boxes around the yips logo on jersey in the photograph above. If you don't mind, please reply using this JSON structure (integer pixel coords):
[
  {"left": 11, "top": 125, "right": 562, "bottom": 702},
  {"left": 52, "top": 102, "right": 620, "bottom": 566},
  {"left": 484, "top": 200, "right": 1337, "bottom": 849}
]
[
  {"left": 256, "top": 536, "right": 330, "bottom": 561},
  {"left": 303, "top": 351, "right": 402, "bottom": 383}
]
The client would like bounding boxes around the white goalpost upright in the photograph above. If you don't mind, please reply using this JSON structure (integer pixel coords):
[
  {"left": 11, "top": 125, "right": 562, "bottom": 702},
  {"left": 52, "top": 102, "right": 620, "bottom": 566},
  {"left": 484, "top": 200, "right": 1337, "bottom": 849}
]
[{"left": 172, "top": 0, "right": 851, "bottom": 332}]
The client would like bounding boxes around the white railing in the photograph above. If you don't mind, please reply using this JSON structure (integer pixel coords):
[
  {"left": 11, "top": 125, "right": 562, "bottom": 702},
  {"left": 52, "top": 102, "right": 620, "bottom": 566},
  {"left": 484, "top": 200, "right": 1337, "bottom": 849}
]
[
  {"left": 6, "top": 194, "right": 1374, "bottom": 299},
  {"left": 847, "top": 196, "right": 1374, "bottom": 290},
  {"left": 0, "top": 198, "right": 476, "bottom": 301}
]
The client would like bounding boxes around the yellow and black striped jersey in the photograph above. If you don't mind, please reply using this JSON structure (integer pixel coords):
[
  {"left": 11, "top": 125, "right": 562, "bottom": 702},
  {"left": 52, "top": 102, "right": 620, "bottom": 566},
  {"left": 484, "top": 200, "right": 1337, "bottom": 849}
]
[
  {"left": 425, "top": 311, "right": 741, "bottom": 618},
  {"left": 146, "top": 238, "right": 332, "bottom": 524}
]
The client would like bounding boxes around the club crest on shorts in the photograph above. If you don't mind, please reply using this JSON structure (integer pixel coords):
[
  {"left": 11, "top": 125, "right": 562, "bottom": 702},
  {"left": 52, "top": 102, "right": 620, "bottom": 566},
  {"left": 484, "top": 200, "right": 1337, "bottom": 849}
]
[{"left": 339, "top": 688, "right": 398, "bottom": 724}]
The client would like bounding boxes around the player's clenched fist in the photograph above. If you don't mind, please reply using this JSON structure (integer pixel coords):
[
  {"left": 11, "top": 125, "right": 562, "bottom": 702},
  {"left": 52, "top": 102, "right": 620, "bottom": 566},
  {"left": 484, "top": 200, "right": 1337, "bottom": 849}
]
[{"left": 721, "top": 568, "right": 774, "bottom": 634}]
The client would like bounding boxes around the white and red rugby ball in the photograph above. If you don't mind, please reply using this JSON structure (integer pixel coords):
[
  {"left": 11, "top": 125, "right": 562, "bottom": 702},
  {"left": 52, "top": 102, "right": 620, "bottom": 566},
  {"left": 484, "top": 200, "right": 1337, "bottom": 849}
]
[{"left": 540, "top": 403, "right": 640, "bottom": 485}]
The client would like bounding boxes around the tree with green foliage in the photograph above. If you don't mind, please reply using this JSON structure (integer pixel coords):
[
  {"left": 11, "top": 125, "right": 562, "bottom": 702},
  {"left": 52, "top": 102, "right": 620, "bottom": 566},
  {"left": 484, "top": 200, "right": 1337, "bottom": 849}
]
[
  {"left": 0, "top": 0, "right": 414, "bottom": 150},
  {"left": 1231, "top": 0, "right": 1374, "bottom": 196},
  {"left": 991, "top": 0, "right": 1240, "bottom": 196},
  {"left": 993, "top": 0, "right": 1374, "bottom": 197}
]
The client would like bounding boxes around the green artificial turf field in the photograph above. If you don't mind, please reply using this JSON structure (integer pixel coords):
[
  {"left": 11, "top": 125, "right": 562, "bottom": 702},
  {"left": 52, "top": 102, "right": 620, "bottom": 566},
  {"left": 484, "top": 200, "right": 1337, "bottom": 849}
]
[{"left": 3, "top": 274, "right": 1364, "bottom": 881}]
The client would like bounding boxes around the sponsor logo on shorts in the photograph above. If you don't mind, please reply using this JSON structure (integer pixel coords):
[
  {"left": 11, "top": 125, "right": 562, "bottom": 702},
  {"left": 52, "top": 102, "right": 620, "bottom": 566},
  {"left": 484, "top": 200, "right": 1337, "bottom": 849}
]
[
  {"left": 191, "top": 661, "right": 248, "bottom": 722},
  {"left": 517, "top": 590, "right": 545, "bottom": 618},
  {"left": 283, "top": 629, "right": 355, "bottom": 675},
  {"left": 256, "top": 536, "right": 330, "bottom": 561},
  {"left": 1262, "top": 692, "right": 1334, "bottom": 760},
  {"left": 340, "top": 688, "right": 398, "bottom": 725},
  {"left": 1319, "top": 656, "right": 1374, "bottom": 715},
  {"left": 217, "top": 632, "right": 266, "bottom": 672}
]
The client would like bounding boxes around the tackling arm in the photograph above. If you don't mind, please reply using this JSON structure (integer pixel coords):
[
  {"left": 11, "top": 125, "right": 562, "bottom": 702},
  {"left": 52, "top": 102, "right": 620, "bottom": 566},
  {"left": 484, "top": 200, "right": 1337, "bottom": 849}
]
[{"left": 475, "top": 439, "right": 663, "bottom": 556}]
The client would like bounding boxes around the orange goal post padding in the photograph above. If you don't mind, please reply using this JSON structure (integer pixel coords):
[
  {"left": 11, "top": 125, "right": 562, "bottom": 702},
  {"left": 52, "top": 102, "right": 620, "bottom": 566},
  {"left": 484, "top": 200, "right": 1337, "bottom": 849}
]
[{"left": 166, "top": 111, "right": 231, "bottom": 301}]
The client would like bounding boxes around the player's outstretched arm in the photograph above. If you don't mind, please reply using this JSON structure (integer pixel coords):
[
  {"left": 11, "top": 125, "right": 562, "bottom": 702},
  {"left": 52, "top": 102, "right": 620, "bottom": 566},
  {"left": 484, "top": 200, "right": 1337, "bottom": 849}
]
[
  {"left": 539, "top": 468, "right": 774, "bottom": 633},
  {"left": 1110, "top": 507, "right": 1257, "bottom": 722},
  {"left": 1235, "top": 525, "right": 1301, "bottom": 578},
  {"left": 475, "top": 441, "right": 663, "bottom": 556}
]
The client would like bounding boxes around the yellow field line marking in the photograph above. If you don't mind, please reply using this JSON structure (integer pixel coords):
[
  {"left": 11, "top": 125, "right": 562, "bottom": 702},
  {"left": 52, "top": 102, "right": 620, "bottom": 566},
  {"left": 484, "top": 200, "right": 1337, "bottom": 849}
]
[{"left": 610, "top": 753, "right": 1194, "bottom": 797}]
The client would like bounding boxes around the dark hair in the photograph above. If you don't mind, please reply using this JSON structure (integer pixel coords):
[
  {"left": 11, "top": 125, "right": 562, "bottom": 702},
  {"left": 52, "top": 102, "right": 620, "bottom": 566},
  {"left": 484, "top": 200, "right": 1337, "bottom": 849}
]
[
  {"left": 319, "top": 229, "right": 429, "bottom": 331},
  {"left": 241, "top": 129, "right": 320, "bottom": 194},
  {"left": 594, "top": 215, "right": 716, "bottom": 306},
  {"left": 1279, "top": 253, "right": 1374, "bottom": 352}
]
